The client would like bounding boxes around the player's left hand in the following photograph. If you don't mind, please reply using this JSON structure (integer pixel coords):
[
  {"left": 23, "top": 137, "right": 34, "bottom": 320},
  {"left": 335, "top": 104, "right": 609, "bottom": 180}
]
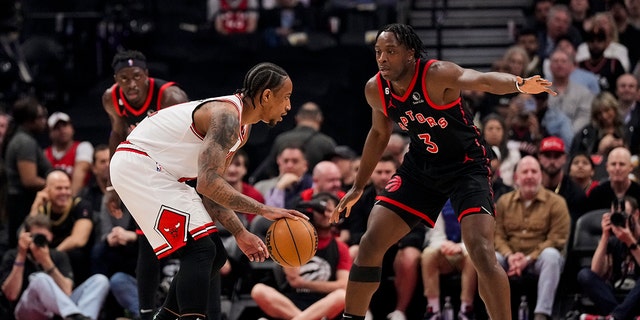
[
  {"left": 517, "top": 75, "right": 557, "bottom": 96},
  {"left": 235, "top": 229, "right": 269, "bottom": 262},
  {"left": 261, "top": 206, "right": 308, "bottom": 221}
]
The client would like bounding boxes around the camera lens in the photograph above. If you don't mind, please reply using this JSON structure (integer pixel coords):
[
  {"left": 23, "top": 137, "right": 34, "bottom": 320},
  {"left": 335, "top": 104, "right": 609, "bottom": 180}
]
[
  {"left": 32, "top": 233, "right": 48, "bottom": 248},
  {"left": 610, "top": 212, "right": 627, "bottom": 227}
]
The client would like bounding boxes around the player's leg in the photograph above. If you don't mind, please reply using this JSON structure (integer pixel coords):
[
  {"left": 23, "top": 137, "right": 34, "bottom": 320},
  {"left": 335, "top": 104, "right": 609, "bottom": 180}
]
[
  {"left": 136, "top": 233, "right": 162, "bottom": 320},
  {"left": 389, "top": 227, "right": 425, "bottom": 319},
  {"left": 251, "top": 283, "right": 301, "bottom": 319},
  {"left": 460, "top": 214, "right": 510, "bottom": 320},
  {"left": 342, "top": 204, "right": 415, "bottom": 318}
]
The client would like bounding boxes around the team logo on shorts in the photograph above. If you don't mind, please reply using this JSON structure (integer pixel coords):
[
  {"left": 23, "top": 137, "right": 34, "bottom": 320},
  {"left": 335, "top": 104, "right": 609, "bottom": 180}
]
[
  {"left": 156, "top": 206, "right": 190, "bottom": 245},
  {"left": 385, "top": 175, "right": 402, "bottom": 193}
]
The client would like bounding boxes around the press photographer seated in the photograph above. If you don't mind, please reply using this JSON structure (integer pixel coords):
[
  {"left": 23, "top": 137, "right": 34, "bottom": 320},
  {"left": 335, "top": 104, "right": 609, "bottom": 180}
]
[
  {"left": 577, "top": 196, "right": 640, "bottom": 319},
  {"left": 0, "top": 214, "right": 109, "bottom": 320}
]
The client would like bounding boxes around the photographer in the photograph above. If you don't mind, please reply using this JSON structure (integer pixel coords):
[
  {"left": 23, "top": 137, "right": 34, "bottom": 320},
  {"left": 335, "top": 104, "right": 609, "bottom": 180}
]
[
  {"left": 577, "top": 196, "right": 640, "bottom": 319},
  {"left": 0, "top": 214, "right": 109, "bottom": 320}
]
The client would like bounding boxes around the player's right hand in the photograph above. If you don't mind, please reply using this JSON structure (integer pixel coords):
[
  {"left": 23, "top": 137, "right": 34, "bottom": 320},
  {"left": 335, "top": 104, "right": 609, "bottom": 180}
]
[
  {"left": 331, "top": 187, "right": 363, "bottom": 223},
  {"left": 261, "top": 207, "right": 308, "bottom": 221}
]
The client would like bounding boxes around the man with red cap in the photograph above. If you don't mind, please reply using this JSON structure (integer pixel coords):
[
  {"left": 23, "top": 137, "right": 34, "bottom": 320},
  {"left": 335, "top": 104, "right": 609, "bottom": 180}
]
[{"left": 538, "top": 136, "right": 587, "bottom": 222}]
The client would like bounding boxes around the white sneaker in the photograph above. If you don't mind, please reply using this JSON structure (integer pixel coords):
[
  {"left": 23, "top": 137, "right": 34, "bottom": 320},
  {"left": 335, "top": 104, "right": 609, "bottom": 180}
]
[
  {"left": 387, "top": 310, "right": 407, "bottom": 320},
  {"left": 365, "top": 310, "right": 374, "bottom": 320}
]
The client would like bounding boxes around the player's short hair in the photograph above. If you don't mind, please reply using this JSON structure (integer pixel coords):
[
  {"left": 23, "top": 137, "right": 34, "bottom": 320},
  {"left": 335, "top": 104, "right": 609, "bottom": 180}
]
[
  {"left": 239, "top": 62, "right": 289, "bottom": 109},
  {"left": 376, "top": 23, "right": 426, "bottom": 59}
]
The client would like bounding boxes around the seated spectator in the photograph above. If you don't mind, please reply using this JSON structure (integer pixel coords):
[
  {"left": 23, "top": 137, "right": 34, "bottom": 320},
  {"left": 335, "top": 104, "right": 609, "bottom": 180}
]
[
  {"left": 577, "top": 195, "right": 640, "bottom": 319},
  {"left": 609, "top": 0, "right": 640, "bottom": 72},
  {"left": 568, "top": 152, "right": 600, "bottom": 196},
  {"left": 482, "top": 113, "right": 520, "bottom": 187},
  {"left": 542, "top": 36, "right": 601, "bottom": 95},
  {"left": 77, "top": 145, "right": 110, "bottom": 219},
  {"left": 250, "top": 101, "right": 336, "bottom": 183},
  {"left": 251, "top": 192, "right": 351, "bottom": 319},
  {"left": 4, "top": 96, "right": 51, "bottom": 248},
  {"left": 421, "top": 200, "right": 477, "bottom": 320},
  {"left": 569, "top": 0, "right": 592, "bottom": 39},
  {"left": 494, "top": 156, "right": 571, "bottom": 320},
  {"left": 547, "top": 48, "right": 596, "bottom": 135},
  {"left": 616, "top": 74, "right": 640, "bottom": 156},
  {"left": 285, "top": 160, "right": 345, "bottom": 209},
  {"left": 576, "top": 12, "right": 631, "bottom": 73},
  {"left": 259, "top": 0, "right": 314, "bottom": 47},
  {"left": 0, "top": 214, "right": 109, "bottom": 320},
  {"left": 570, "top": 92, "right": 625, "bottom": 159},
  {"left": 385, "top": 132, "right": 409, "bottom": 165},
  {"left": 28, "top": 170, "right": 94, "bottom": 284},
  {"left": 207, "top": 0, "right": 259, "bottom": 43},
  {"left": 516, "top": 28, "right": 544, "bottom": 78},
  {"left": 325, "top": 145, "right": 358, "bottom": 192},
  {"left": 256, "top": 144, "right": 313, "bottom": 208},
  {"left": 586, "top": 147, "right": 640, "bottom": 210},
  {"left": 538, "top": 136, "right": 587, "bottom": 223},
  {"left": 44, "top": 112, "right": 94, "bottom": 196},
  {"left": 578, "top": 27, "right": 626, "bottom": 93}
]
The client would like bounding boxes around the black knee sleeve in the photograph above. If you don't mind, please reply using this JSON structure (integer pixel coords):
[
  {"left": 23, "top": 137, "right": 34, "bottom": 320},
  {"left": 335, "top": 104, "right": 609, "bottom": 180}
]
[{"left": 348, "top": 264, "right": 382, "bottom": 283}]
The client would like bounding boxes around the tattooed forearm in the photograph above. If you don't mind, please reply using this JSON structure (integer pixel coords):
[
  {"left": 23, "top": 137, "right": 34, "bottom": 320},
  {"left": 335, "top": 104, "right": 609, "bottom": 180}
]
[
  {"left": 203, "top": 197, "right": 245, "bottom": 235},
  {"left": 196, "top": 104, "right": 266, "bottom": 215}
]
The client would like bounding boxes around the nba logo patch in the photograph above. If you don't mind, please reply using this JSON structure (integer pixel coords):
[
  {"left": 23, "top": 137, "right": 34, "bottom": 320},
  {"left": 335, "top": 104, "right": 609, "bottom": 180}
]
[{"left": 385, "top": 175, "right": 402, "bottom": 192}]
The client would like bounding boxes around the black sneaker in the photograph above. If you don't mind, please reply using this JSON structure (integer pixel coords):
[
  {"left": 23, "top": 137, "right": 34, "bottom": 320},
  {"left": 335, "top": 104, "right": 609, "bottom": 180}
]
[{"left": 424, "top": 306, "right": 441, "bottom": 320}]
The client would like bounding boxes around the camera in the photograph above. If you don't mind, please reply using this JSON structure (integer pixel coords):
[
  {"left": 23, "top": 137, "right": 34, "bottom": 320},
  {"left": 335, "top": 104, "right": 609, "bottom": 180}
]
[
  {"left": 295, "top": 199, "right": 327, "bottom": 218},
  {"left": 32, "top": 233, "right": 49, "bottom": 248},
  {"left": 610, "top": 198, "right": 629, "bottom": 227}
]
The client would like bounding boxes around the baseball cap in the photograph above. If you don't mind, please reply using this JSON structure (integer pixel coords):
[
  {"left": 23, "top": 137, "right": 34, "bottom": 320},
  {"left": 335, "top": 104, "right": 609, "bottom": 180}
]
[
  {"left": 47, "top": 112, "right": 71, "bottom": 128},
  {"left": 539, "top": 136, "right": 565, "bottom": 153}
]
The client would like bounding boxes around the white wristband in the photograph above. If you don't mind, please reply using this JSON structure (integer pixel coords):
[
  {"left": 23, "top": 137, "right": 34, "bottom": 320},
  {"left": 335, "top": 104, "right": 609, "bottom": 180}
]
[
  {"left": 515, "top": 79, "right": 526, "bottom": 93},
  {"left": 106, "top": 186, "right": 115, "bottom": 192}
]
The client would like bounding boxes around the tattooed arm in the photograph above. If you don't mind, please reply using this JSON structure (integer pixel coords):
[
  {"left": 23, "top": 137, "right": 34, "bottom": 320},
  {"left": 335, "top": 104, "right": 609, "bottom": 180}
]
[
  {"left": 202, "top": 196, "right": 269, "bottom": 261},
  {"left": 194, "top": 102, "right": 306, "bottom": 221}
]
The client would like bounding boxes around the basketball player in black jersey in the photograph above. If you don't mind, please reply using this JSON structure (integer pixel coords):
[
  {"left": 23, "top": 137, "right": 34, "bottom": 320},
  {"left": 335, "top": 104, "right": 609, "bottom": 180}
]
[
  {"left": 331, "top": 24, "right": 556, "bottom": 320},
  {"left": 102, "top": 50, "right": 191, "bottom": 320}
]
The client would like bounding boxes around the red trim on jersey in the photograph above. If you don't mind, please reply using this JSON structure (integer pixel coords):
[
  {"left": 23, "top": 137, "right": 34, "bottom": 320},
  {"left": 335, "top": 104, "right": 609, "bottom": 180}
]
[
  {"left": 389, "top": 59, "right": 422, "bottom": 102},
  {"left": 156, "top": 81, "right": 176, "bottom": 109},
  {"left": 115, "top": 147, "right": 149, "bottom": 157},
  {"left": 422, "top": 60, "right": 462, "bottom": 110},
  {"left": 136, "top": 229, "right": 144, "bottom": 235},
  {"left": 110, "top": 84, "right": 124, "bottom": 116},
  {"left": 178, "top": 177, "right": 196, "bottom": 182},
  {"left": 459, "top": 207, "right": 481, "bottom": 221},
  {"left": 117, "top": 78, "right": 156, "bottom": 117},
  {"left": 376, "top": 73, "right": 388, "bottom": 117},
  {"left": 190, "top": 123, "right": 205, "bottom": 140},
  {"left": 375, "top": 195, "right": 435, "bottom": 226}
]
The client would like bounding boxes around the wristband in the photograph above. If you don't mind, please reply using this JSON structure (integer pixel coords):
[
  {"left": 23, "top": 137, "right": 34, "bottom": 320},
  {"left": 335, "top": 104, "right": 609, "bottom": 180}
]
[
  {"left": 106, "top": 186, "right": 115, "bottom": 192},
  {"left": 13, "top": 261, "right": 24, "bottom": 267},
  {"left": 515, "top": 78, "right": 526, "bottom": 93},
  {"left": 45, "top": 266, "right": 56, "bottom": 274}
]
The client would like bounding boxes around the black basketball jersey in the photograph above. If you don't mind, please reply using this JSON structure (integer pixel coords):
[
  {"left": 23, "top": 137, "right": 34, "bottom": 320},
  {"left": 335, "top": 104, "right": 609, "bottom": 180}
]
[
  {"left": 110, "top": 77, "right": 177, "bottom": 126},
  {"left": 377, "top": 59, "right": 489, "bottom": 169}
]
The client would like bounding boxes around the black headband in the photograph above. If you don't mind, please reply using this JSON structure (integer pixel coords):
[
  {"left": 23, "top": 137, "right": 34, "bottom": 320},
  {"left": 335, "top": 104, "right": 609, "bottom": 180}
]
[{"left": 113, "top": 58, "right": 147, "bottom": 73}]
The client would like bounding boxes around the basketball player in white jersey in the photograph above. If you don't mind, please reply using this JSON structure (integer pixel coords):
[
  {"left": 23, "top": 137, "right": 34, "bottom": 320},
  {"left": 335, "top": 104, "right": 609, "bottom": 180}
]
[{"left": 109, "top": 62, "right": 307, "bottom": 320}]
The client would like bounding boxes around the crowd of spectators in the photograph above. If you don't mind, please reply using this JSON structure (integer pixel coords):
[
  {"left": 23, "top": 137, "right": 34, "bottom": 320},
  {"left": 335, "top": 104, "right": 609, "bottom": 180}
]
[{"left": 0, "top": 0, "right": 640, "bottom": 319}]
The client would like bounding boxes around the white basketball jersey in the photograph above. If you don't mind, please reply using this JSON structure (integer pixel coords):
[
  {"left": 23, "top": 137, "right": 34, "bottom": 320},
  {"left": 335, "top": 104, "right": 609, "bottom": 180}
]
[{"left": 126, "top": 94, "right": 248, "bottom": 180}]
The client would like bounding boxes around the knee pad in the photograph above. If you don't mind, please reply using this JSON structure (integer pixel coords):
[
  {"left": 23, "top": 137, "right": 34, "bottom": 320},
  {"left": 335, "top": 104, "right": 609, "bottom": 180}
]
[{"left": 348, "top": 264, "right": 381, "bottom": 283}]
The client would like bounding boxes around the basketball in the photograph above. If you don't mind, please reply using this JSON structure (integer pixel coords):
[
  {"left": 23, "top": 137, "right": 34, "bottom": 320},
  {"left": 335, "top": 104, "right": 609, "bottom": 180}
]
[{"left": 265, "top": 217, "right": 318, "bottom": 267}]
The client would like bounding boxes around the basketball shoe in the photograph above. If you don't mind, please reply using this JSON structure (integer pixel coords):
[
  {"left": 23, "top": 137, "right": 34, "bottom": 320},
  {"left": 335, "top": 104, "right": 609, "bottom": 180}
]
[
  {"left": 458, "top": 305, "right": 474, "bottom": 320},
  {"left": 423, "top": 306, "right": 441, "bottom": 320},
  {"left": 579, "top": 314, "right": 614, "bottom": 320}
]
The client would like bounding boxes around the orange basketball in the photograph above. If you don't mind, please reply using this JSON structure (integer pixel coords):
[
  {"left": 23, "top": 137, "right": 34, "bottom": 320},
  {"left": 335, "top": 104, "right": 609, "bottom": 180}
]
[{"left": 265, "top": 217, "right": 318, "bottom": 267}]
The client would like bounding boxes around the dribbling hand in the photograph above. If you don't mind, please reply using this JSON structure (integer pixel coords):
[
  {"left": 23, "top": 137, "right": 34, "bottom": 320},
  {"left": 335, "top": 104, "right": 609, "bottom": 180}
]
[
  {"left": 331, "top": 188, "right": 363, "bottom": 223},
  {"left": 261, "top": 207, "right": 308, "bottom": 221}
]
